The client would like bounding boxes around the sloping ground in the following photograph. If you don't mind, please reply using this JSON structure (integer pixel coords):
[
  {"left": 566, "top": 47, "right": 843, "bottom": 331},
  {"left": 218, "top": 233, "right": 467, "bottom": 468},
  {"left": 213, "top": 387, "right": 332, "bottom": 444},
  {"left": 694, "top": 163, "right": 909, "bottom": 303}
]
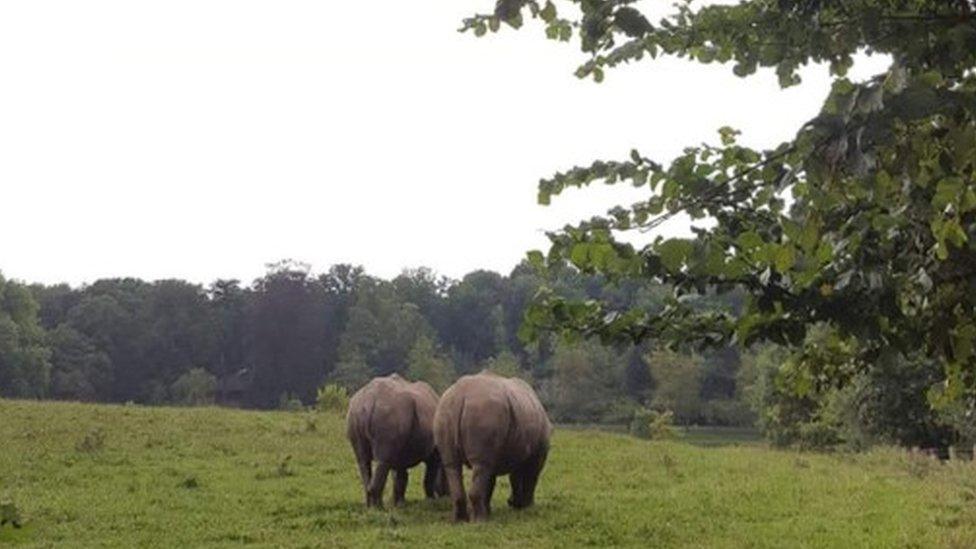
[{"left": 0, "top": 399, "right": 974, "bottom": 548}]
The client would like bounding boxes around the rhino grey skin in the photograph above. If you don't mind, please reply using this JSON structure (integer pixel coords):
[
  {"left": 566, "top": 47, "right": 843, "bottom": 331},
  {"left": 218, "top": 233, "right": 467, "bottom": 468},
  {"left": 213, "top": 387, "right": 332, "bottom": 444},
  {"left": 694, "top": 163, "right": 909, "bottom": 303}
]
[
  {"left": 346, "top": 374, "right": 445, "bottom": 507},
  {"left": 433, "top": 371, "right": 553, "bottom": 522}
]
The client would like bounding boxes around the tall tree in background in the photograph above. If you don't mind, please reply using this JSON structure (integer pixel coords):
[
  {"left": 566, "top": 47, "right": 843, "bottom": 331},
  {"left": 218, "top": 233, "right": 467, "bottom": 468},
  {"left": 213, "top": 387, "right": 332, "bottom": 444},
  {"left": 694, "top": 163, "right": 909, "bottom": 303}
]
[
  {"left": 48, "top": 325, "right": 112, "bottom": 401},
  {"left": 406, "top": 333, "right": 455, "bottom": 392},
  {"left": 209, "top": 279, "right": 250, "bottom": 378},
  {"left": 0, "top": 274, "right": 51, "bottom": 398},
  {"left": 249, "top": 261, "right": 332, "bottom": 407},
  {"left": 442, "top": 270, "right": 507, "bottom": 371},
  {"left": 474, "top": 1, "right": 976, "bottom": 428}
]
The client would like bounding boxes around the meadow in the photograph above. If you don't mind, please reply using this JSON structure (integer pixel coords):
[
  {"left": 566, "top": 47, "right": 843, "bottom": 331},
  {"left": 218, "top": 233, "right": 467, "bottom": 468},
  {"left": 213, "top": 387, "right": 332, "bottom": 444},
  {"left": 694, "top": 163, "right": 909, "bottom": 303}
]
[{"left": 1, "top": 399, "right": 975, "bottom": 548}]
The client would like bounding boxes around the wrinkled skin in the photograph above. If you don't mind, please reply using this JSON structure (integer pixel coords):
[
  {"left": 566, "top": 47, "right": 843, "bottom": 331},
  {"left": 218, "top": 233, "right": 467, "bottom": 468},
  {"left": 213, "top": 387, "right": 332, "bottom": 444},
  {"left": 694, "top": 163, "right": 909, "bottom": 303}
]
[
  {"left": 346, "top": 374, "right": 447, "bottom": 507},
  {"left": 434, "top": 371, "right": 553, "bottom": 522}
]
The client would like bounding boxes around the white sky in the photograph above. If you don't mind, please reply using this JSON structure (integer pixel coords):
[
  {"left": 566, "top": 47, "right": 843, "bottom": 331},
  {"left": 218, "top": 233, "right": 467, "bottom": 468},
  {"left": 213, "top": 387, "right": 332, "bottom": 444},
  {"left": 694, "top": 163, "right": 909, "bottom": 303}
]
[{"left": 0, "top": 1, "right": 889, "bottom": 287}]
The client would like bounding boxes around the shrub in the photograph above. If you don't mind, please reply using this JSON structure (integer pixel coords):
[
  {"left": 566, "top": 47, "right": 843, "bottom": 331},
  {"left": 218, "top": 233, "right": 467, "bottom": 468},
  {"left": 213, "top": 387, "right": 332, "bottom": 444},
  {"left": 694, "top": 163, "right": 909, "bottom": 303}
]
[
  {"left": 277, "top": 392, "right": 304, "bottom": 412},
  {"left": 629, "top": 408, "right": 678, "bottom": 440},
  {"left": 170, "top": 368, "right": 217, "bottom": 406},
  {"left": 316, "top": 384, "right": 349, "bottom": 414}
]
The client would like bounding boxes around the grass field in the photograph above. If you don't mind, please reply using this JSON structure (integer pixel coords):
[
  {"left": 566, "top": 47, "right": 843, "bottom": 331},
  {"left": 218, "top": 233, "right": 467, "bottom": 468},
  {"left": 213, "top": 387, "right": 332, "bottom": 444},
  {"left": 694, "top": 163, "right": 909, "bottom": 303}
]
[{"left": 1, "top": 399, "right": 975, "bottom": 548}]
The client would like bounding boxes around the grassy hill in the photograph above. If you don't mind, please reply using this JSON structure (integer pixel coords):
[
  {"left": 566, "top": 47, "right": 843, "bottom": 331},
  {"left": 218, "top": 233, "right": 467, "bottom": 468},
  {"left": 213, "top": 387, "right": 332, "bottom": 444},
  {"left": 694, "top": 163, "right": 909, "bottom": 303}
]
[{"left": 1, "top": 399, "right": 974, "bottom": 548}]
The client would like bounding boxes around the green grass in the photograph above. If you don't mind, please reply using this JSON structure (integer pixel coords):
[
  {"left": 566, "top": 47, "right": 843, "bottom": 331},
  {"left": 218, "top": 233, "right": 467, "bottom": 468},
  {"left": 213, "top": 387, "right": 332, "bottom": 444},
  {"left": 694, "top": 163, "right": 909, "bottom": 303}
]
[{"left": 1, "top": 399, "right": 975, "bottom": 548}]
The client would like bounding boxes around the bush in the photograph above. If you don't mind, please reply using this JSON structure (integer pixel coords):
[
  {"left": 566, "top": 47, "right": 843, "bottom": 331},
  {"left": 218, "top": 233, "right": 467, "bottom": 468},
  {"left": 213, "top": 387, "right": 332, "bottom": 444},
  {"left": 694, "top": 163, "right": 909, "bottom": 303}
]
[
  {"left": 316, "top": 383, "right": 349, "bottom": 414},
  {"left": 629, "top": 408, "right": 678, "bottom": 440},
  {"left": 277, "top": 392, "right": 304, "bottom": 412},
  {"left": 170, "top": 369, "right": 216, "bottom": 406}
]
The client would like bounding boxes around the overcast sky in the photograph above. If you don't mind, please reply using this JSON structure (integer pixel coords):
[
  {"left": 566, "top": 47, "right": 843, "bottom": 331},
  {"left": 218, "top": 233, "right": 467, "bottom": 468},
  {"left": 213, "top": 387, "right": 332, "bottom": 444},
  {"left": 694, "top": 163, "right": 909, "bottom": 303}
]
[{"left": 0, "top": 1, "right": 889, "bottom": 287}]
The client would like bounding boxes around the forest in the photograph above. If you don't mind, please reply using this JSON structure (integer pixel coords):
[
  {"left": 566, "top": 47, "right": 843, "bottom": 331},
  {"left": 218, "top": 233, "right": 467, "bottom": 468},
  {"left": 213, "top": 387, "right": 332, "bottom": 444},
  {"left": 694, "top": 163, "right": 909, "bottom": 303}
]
[{"left": 0, "top": 258, "right": 966, "bottom": 451}]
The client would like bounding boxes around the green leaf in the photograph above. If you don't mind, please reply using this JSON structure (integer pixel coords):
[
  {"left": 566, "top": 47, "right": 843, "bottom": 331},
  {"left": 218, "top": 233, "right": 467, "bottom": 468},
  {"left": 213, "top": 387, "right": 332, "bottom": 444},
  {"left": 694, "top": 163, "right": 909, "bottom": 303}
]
[
  {"left": 526, "top": 250, "right": 545, "bottom": 271},
  {"left": 773, "top": 245, "right": 795, "bottom": 273},
  {"left": 656, "top": 239, "right": 693, "bottom": 272},
  {"left": 570, "top": 243, "right": 589, "bottom": 268},
  {"left": 953, "top": 324, "right": 976, "bottom": 362},
  {"left": 735, "top": 231, "right": 764, "bottom": 252},
  {"left": 933, "top": 177, "right": 963, "bottom": 210},
  {"left": 540, "top": 1, "right": 556, "bottom": 23}
]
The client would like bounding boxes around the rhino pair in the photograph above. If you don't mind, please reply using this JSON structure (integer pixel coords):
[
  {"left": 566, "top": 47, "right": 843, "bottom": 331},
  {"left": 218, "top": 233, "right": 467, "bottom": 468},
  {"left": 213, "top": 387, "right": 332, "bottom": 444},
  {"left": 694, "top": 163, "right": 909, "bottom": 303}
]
[{"left": 346, "top": 371, "right": 552, "bottom": 522}]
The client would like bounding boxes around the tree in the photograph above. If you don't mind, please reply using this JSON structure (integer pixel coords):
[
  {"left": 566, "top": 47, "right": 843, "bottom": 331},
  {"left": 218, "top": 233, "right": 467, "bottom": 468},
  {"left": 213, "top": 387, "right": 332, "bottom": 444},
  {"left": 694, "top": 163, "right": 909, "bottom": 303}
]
[
  {"left": 542, "top": 340, "right": 631, "bottom": 423},
  {"left": 48, "top": 325, "right": 112, "bottom": 401},
  {"left": 442, "top": 271, "right": 507, "bottom": 371},
  {"left": 330, "top": 344, "right": 371, "bottom": 392},
  {"left": 209, "top": 279, "right": 251, "bottom": 378},
  {"left": 249, "top": 261, "right": 332, "bottom": 407},
  {"left": 647, "top": 349, "right": 704, "bottom": 425},
  {"left": 338, "top": 279, "right": 434, "bottom": 378},
  {"left": 0, "top": 274, "right": 51, "bottom": 398},
  {"left": 406, "top": 334, "right": 455, "bottom": 392},
  {"left": 170, "top": 368, "right": 217, "bottom": 406},
  {"left": 473, "top": 1, "right": 976, "bottom": 429}
]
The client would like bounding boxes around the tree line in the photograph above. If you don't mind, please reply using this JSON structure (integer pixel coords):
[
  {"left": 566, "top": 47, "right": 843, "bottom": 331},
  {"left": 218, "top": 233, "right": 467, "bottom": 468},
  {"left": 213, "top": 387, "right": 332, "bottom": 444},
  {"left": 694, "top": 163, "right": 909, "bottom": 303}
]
[
  {"left": 0, "top": 261, "right": 749, "bottom": 422},
  {"left": 0, "top": 259, "right": 966, "bottom": 449}
]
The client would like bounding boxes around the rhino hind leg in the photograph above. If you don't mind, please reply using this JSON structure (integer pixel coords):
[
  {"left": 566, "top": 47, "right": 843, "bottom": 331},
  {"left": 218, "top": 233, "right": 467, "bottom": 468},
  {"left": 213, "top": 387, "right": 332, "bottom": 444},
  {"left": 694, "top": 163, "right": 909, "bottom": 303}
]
[
  {"left": 393, "top": 469, "right": 408, "bottom": 506},
  {"left": 507, "top": 471, "right": 525, "bottom": 509},
  {"left": 444, "top": 465, "right": 469, "bottom": 522},
  {"left": 468, "top": 465, "right": 494, "bottom": 522},
  {"left": 509, "top": 449, "right": 547, "bottom": 509},
  {"left": 367, "top": 461, "right": 392, "bottom": 508},
  {"left": 352, "top": 442, "right": 373, "bottom": 505}
]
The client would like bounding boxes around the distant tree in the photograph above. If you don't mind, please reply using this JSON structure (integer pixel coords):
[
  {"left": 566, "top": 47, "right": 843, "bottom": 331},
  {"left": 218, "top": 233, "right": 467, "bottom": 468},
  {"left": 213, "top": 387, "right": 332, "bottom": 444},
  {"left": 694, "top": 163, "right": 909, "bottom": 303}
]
[
  {"left": 209, "top": 279, "right": 251, "bottom": 378},
  {"left": 482, "top": 350, "right": 524, "bottom": 379},
  {"left": 647, "top": 349, "right": 704, "bottom": 425},
  {"left": 623, "top": 345, "right": 653, "bottom": 403},
  {"left": 48, "top": 325, "right": 112, "bottom": 401},
  {"left": 330, "top": 344, "right": 371, "bottom": 392},
  {"left": 249, "top": 261, "right": 331, "bottom": 407},
  {"left": 0, "top": 274, "right": 51, "bottom": 398},
  {"left": 406, "top": 334, "right": 454, "bottom": 392},
  {"left": 393, "top": 267, "right": 451, "bottom": 334},
  {"left": 338, "top": 279, "right": 434, "bottom": 377},
  {"left": 543, "top": 341, "right": 630, "bottom": 423},
  {"left": 442, "top": 271, "right": 507, "bottom": 371},
  {"left": 170, "top": 368, "right": 217, "bottom": 406},
  {"left": 29, "top": 283, "right": 80, "bottom": 330},
  {"left": 66, "top": 280, "right": 152, "bottom": 402}
]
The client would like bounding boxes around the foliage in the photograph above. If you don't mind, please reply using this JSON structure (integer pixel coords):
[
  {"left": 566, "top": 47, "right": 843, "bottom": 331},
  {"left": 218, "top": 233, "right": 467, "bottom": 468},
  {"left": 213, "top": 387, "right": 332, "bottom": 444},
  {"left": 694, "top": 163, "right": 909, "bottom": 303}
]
[
  {"left": 541, "top": 340, "right": 631, "bottom": 423},
  {"left": 481, "top": 350, "right": 524, "bottom": 379},
  {"left": 277, "top": 393, "right": 305, "bottom": 412},
  {"left": 330, "top": 345, "right": 371, "bottom": 393},
  {"left": 18, "top": 260, "right": 760, "bottom": 429},
  {"left": 469, "top": 0, "right": 976, "bottom": 442},
  {"left": 0, "top": 274, "right": 51, "bottom": 398},
  {"left": 315, "top": 383, "right": 349, "bottom": 414},
  {"left": 406, "top": 335, "right": 455, "bottom": 393},
  {"left": 3, "top": 399, "right": 976, "bottom": 547},
  {"left": 629, "top": 407, "right": 678, "bottom": 441},
  {"left": 170, "top": 368, "right": 217, "bottom": 407},
  {"left": 48, "top": 325, "right": 112, "bottom": 401}
]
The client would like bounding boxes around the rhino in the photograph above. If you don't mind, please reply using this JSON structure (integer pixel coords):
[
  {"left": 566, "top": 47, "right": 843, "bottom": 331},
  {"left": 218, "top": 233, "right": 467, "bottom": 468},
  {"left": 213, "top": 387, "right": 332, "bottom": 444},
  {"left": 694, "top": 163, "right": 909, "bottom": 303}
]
[
  {"left": 346, "top": 374, "right": 445, "bottom": 507},
  {"left": 433, "top": 371, "right": 553, "bottom": 522}
]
